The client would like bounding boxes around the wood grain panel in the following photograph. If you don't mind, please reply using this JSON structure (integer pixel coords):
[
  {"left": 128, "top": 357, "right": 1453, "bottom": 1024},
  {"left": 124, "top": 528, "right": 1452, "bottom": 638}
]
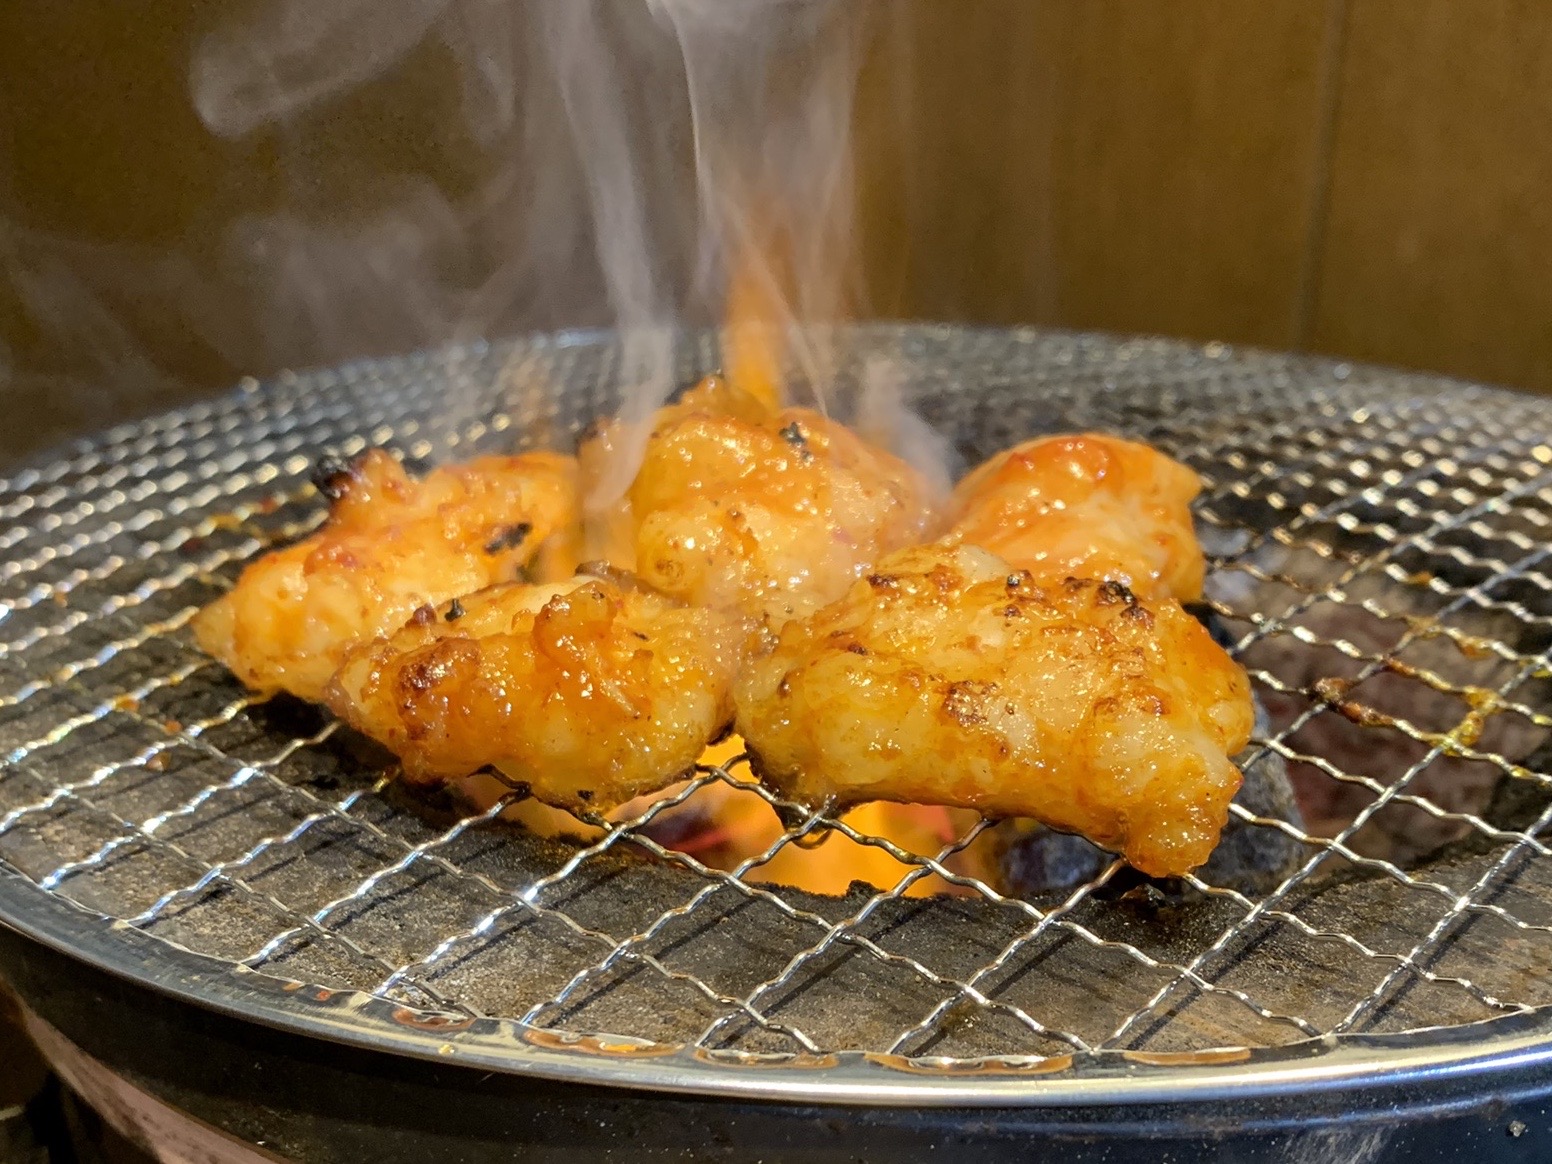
[
  {"left": 7, "top": 2, "right": 1552, "bottom": 466},
  {"left": 1310, "top": 0, "right": 1552, "bottom": 391},
  {"left": 855, "top": 1, "right": 1051, "bottom": 325},
  {"left": 858, "top": 1, "right": 1337, "bottom": 349},
  {"left": 1041, "top": 1, "right": 1336, "bottom": 348}
]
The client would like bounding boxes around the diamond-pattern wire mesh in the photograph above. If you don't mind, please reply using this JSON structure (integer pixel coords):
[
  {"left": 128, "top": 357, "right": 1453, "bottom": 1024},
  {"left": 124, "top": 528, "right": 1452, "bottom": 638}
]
[{"left": 2, "top": 326, "right": 1552, "bottom": 1065}]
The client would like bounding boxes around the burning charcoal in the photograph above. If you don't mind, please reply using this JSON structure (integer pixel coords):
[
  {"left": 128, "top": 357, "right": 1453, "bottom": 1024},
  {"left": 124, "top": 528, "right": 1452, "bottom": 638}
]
[
  {"left": 1476, "top": 750, "right": 1552, "bottom": 835},
  {"left": 1240, "top": 565, "right": 1548, "bottom": 868},
  {"left": 996, "top": 824, "right": 1110, "bottom": 895}
]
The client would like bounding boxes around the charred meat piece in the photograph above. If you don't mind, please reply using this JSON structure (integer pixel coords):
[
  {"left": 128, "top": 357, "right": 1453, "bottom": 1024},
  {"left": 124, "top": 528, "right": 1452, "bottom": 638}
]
[
  {"left": 194, "top": 448, "right": 579, "bottom": 702},
  {"left": 579, "top": 374, "right": 937, "bottom": 628},
  {"left": 325, "top": 574, "right": 759, "bottom": 813},
  {"left": 735, "top": 542, "right": 1254, "bottom": 878}
]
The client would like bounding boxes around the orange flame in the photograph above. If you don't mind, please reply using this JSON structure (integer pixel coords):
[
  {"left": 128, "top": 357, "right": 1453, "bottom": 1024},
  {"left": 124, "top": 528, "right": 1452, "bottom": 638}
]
[
  {"left": 484, "top": 196, "right": 966, "bottom": 897},
  {"left": 463, "top": 735, "right": 989, "bottom": 899},
  {"left": 724, "top": 233, "right": 787, "bottom": 411},
  {"left": 717, "top": 234, "right": 782, "bottom": 412}
]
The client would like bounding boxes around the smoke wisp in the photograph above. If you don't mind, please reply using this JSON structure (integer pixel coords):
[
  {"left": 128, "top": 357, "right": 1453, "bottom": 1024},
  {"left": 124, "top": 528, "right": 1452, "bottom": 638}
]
[{"left": 2, "top": 1, "right": 952, "bottom": 488}]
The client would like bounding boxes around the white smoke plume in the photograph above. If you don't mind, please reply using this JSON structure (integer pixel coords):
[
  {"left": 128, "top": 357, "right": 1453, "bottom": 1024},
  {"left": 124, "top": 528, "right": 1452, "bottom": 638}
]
[{"left": 2, "top": 1, "right": 951, "bottom": 490}]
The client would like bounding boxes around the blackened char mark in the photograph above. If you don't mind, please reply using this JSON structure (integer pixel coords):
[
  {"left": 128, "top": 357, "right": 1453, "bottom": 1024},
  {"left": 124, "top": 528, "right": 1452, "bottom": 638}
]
[
  {"left": 1097, "top": 579, "right": 1137, "bottom": 607},
  {"left": 485, "top": 522, "right": 533, "bottom": 555},
  {"left": 779, "top": 421, "right": 814, "bottom": 463},
  {"left": 310, "top": 453, "right": 355, "bottom": 502}
]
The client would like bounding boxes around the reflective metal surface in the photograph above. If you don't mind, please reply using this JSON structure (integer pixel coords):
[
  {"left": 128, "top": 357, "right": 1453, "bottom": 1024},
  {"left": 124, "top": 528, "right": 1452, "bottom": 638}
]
[{"left": 1, "top": 325, "right": 1551, "bottom": 1105}]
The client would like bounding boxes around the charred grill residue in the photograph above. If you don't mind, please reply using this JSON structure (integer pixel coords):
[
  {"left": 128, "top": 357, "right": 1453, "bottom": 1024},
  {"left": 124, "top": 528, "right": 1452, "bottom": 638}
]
[{"left": 445, "top": 597, "right": 466, "bottom": 622}]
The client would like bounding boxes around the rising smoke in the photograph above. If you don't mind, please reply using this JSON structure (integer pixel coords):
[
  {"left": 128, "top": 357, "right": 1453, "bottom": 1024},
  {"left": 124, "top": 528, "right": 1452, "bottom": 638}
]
[
  {"left": 190, "top": 0, "right": 864, "bottom": 367},
  {"left": 3, "top": 1, "right": 952, "bottom": 485}
]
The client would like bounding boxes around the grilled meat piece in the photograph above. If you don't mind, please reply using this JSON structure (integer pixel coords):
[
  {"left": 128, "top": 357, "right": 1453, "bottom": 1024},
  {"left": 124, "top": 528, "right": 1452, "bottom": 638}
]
[
  {"left": 579, "top": 374, "right": 937, "bottom": 628},
  {"left": 735, "top": 542, "right": 1255, "bottom": 878},
  {"left": 996, "top": 694, "right": 1307, "bottom": 897},
  {"left": 194, "top": 448, "right": 578, "bottom": 702},
  {"left": 947, "top": 433, "right": 1205, "bottom": 602},
  {"left": 325, "top": 574, "right": 758, "bottom": 813}
]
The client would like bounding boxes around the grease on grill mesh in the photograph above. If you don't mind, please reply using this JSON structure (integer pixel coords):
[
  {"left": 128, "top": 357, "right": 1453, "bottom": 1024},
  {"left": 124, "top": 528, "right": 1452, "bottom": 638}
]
[{"left": 1, "top": 328, "right": 1551, "bottom": 1061}]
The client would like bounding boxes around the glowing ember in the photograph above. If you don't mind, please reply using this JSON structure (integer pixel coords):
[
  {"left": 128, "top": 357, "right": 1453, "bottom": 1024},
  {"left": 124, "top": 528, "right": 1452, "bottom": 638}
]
[{"left": 457, "top": 735, "right": 984, "bottom": 898}]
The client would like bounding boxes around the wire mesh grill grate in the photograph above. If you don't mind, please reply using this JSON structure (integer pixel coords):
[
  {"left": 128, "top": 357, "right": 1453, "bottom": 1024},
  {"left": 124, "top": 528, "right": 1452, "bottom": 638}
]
[{"left": 3, "top": 325, "right": 1552, "bottom": 1071}]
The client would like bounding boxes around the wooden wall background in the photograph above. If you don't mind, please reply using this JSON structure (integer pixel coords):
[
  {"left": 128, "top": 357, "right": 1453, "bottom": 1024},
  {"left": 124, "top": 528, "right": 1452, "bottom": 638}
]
[{"left": 1, "top": 1, "right": 1550, "bottom": 463}]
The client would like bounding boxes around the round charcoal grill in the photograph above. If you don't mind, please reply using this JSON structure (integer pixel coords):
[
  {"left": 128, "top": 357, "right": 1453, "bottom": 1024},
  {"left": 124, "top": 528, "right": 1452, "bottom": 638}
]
[{"left": 2, "top": 324, "right": 1552, "bottom": 1161}]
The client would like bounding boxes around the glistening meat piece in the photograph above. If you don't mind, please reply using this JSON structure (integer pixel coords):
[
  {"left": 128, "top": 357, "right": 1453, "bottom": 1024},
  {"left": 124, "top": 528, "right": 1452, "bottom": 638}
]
[
  {"left": 735, "top": 543, "right": 1254, "bottom": 878},
  {"left": 325, "top": 572, "right": 759, "bottom": 813},
  {"left": 194, "top": 449, "right": 578, "bottom": 702},
  {"left": 580, "top": 374, "right": 937, "bottom": 628},
  {"left": 993, "top": 695, "right": 1307, "bottom": 897},
  {"left": 947, "top": 433, "right": 1206, "bottom": 602}
]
